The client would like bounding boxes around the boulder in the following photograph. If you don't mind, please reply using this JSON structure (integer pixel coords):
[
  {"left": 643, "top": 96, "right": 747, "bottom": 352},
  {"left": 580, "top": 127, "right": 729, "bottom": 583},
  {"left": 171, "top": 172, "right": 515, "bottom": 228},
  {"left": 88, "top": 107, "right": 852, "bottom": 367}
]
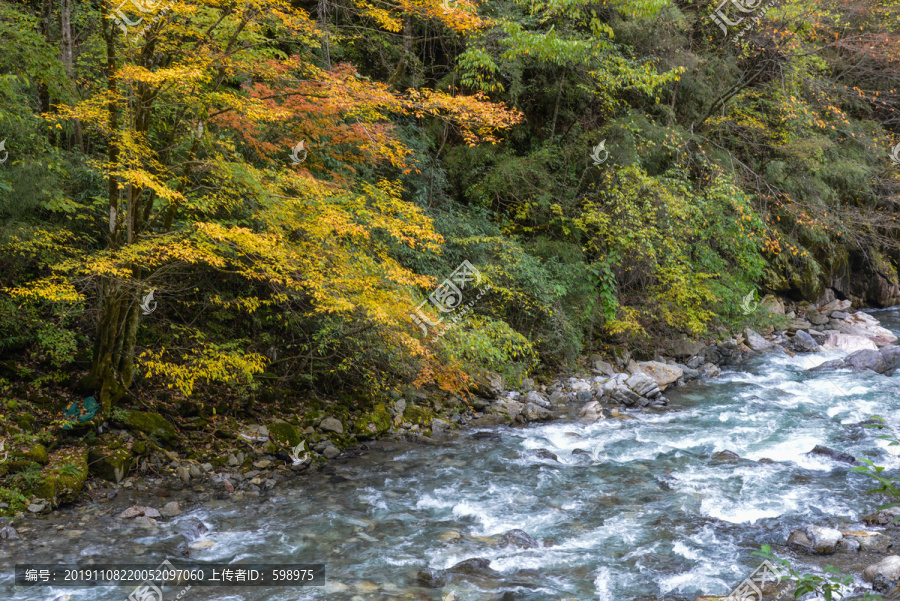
[
  {"left": 447, "top": 558, "right": 500, "bottom": 578},
  {"left": 760, "top": 295, "right": 785, "bottom": 314},
  {"left": 830, "top": 318, "right": 898, "bottom": 346},
  {"left": 625, "top": 373, "right": 660, "bottom": 398},
  {"left": 87, "top": 447, "right": 134, "bottom": 484},
  {"left": 863, "top": 506, "right": 900, "bottom": 526},
  {"left": 591, "top": 359, "right": 615, "bottom": 377},
  {"left": 416, "top": 568, "right": 447, "bottom": 588},
  {"left": 792, "top": 330, "right": 819, "bottom": 353},
  {"left": 470, "top": 369, "right": 503, "bottom": 399},
  {"left": 489, "top": 398, "right": 523, "bottom": 420},
  {"left": 743, "top": 328, "right": 774, "bottom": 351},
  {"left": 669, "top": 338, "right": 706, "bottom": 358},
  {"left": 498, "top": 529, "right": 540, "bottom": 549},
  {"left": 610, "top": 386, "right": 647, "bottom": 406},
  {"left": 698, "top": 363, "right": 720, "bottom": 378},
  {"left": 521, "top": 402, "right": 552, "bottom": 422},
  {"left": 160, "top": 501, "right": 181, "bottom": 517},
  {"left": 569, "top": 380, "right": 592, "bottom": 392},
  {"left": 318, "top": 417, "right": 344, "bottom": 434},
  {"left": 634, "top": 361, "right": 683, "bottom": 391},
  {"left": 548, "top": 391, "right": 569, "bottom": 406},
  {"left": 821, "top": 332, "right": 878, "bottom": 353},
  {"left": 578, "top": 401, "right": 605, "bottom": 423},
  {"left": 842, "top": 530, "right": 892, "bottom": 553},
  {"left": 787, "top": 529, "right": 815, "bottom": 553},
  {"left": 812, "top": 345, "right": 900, "bottom": 376},
  {"left": 123, "top": 411, "right": 178, "bottom": 445},
  {"left": 805, "top": 445, "right": 859, "bottom": 465},
  {"left": 266, "top": 421, "right": 303, "bottom": 447},
  {"left": 352, "top": 404, "right": 392, "bottom": 439},
  {"left": 787, "top": 318, "right": 813, "bottom": 332},
  {"left": 864, "top": 556, "right": 900, "bottom": 582},
  {"left": 806, "top": 310, "right": 831, "bottom": 326},
  {"left": 524, "top": 391, "right": 551, "bottom": 408},
  {"left": 805, "top": 525, "right": 843, "bottom": 554}
]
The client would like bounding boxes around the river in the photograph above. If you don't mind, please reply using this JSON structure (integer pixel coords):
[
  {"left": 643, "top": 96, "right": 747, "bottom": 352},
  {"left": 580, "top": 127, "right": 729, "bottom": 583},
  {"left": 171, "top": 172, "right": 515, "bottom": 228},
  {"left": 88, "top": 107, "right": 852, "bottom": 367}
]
[{"left": 6, "top": 309, "right": 900, "bottom": 601}]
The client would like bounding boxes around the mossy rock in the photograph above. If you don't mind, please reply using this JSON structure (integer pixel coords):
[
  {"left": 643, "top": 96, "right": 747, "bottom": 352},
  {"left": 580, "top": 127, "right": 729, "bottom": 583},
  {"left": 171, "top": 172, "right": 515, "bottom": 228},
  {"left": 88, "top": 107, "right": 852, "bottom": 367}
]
[
  {"left": 300, "top": 410, "right": 326, "bottom": 429},
  {"left": 13, "top": 414, "right": 37, "bottom": 433},
  {"left": 123, "top": 411, "right": 178, "bottom": 446},
  {"left": 4, "top": 459, "right": 40, "bottom": 476},
  {"left": 11, "top": 444, "right": 48, "bottom": 465},
  {"left": 403, "top": 404, "right": 436, "bottom": 425},
  {"left": 353, "top": 403, "right": 392, "bottom": 439},
  {"left": 267, "top": 420, "right": 302, "bottom": 447},
  {"left": 131, "top": 440, "right": 149, "bottom": 456},
  {"left": 87, "top": 446, "right": 133, "bottom": 483},
  {"left": 35, "top": 448, "right": 89, "bottom": 506}
]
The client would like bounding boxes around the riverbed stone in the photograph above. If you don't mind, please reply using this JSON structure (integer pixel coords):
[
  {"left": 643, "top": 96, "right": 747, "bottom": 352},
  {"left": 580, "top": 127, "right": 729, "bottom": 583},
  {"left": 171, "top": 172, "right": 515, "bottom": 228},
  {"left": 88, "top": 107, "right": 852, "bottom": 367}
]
[
  {"left": 864, "top": 555, "right": 900, "bottom": 582},
  {"left": 787, "top": 529, "right": 815, "bottom": 553},
  {"left": 591, "top": 359, "right": 615, "bottom": 376},
  {"left": 416, "top": 568, "right": 447, "bottom": 588},
  {"left": 499, "top": 529, "right": 540, "bottom": 548},
  {"left": 814, "top": 345, "right": 900, "bottom": 376},
  {"left": 524, "top": 391, "right": 550, "bottom": 408},
  {"left": 160, "top": 501, "right": 181, "bottom": 517},
  {"left": 744, "top": 328, "right": 774, "bottom": 351},
  {"left": 842, "top": 530, "right": 892, "bottom": 553},
  {"left": 578, "top": 401, "right": 605, "bottom": 422},
  {"left": 625, "top": 373, "right": 659, "bottom": 398},
  {"left": 521, "top": 402, "right": 552, "bottom": 422},
  {"left": 611, "top": 386, "right": 646, "bottom": 406},
  {"left": 863, "top": 506, "right": 900, "bottom": 526},
  {"left": 322, "top": 445, "right": 340, "bottom": 459},
  {"left": 698, "top": 363, "right": 720, "bottom": 378},
  {"left": 792, "top": 330, "right": 819, "bottom": 352},
  {"left": 634, "top": 361, "right": 683, "bottom": 390},
  {"left": 761, "top": 294, "right": 785, "bottom": 314},
  {"left": 87, "top": 446, "right": 133, "bottom": 483},
  {"left": 820, "top": 332, "right": 878, "bottom": 353},
  {"left": 805, "top": 525, "right": 842, "bottom": 554},
  {"left": 318, "top": 417, "right": 344, "bottom": 434},
  {"left": 447, "top": 557, "right": 499, "bottom": 577},
  {"left": 805, "top": 445, "right": 859, "bottom": 465},
  {"left": 489, "top": 398, "right": 523, "bottom": 420},
  {"left": 669, "top": 338, "right": 706, "bottom": 358}
]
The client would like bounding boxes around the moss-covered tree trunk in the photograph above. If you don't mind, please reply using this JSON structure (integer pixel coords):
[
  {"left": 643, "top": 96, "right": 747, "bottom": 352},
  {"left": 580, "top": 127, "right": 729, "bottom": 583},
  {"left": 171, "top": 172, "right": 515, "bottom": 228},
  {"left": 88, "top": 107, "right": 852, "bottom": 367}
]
[{"left": 89, "top": 279, "right": 140, "bottom": 413}]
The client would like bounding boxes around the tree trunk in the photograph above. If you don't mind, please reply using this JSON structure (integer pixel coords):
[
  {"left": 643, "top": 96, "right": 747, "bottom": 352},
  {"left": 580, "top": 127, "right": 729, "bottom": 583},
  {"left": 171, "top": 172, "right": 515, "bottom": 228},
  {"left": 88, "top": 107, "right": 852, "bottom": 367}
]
[
  {"left": 60, "top": 0, "right": 83, "bottom": 150},
  {"left": 89, "top": 279, "right": 140, "bottom": 412}
]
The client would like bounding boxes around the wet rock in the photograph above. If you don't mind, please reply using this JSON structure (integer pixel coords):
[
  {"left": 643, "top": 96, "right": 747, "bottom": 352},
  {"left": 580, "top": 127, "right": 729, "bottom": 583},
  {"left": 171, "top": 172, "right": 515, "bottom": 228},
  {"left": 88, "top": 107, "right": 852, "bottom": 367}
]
[
  {"left": 578, "top": 401, "right": 605, "bottom": 423},
  {"left": 744, "top": 328, "right": 774, "bottom": 351},
  {"left": 318, "top": 417, "right": 344, "bottom": 434},
  {"left": 837, "top": 538, "right": 860, "bottom": 553},
  {"left": 160, "top": 502, "right": 181, "bottom": 517},
  {"left": 118, "top": 505, "right": 161, "bottom": 519},
  {"left": 181, "top": 517, "right": 209, "bottom": 541},
  {"left": 698, "top": 363, "right": 720, "bottom": 378},
  {"left": 610, "top": 386, "right": 647, "bottom": 406},
  {"left": 792, "top": 330, "right": 819, "bottom": 352},
  {"left": 530, "top": 449, "right": 559, "bottom": 462},
  {"left": 634, "top": 361, "right": 683, "bottom": 390},
  {"left": 189, "top": 464, "right": 203, "bottom": 478},
  {"left": 805, "top": 445, "right": 860, "bottom": 465},
  {"left": 842, "top": 530, "right": 892, "bottom": 553},
  {"left": 134, "top": 516, "right": 158, "bottom": 529},
  {"left": 416, "top": 568, "right": 447, "bottom": 588},
  {"left": 472, "top": 431, "right": 502, "bottom": 442},
  {"left": 0, "top": 524, "right": 19, "bottom": 540},
  {"left": 499, "top": 529, "right": 540, "bottom": 549},
  {"left": 805, "top": 525, "right": 842, "bottom": 554},
  {"left": 524, "top": 391, "right": 550, "bottom": 408},
  {"left": 521, "top": 403, "right": 552, "bottom": 422},
  {"left": 864, "top": 555, "right": 900, "bottom": 582},
  {"left": 873, "top": 573, "right": 900, "bottom": 596},
  {"left": 447, "top": 557, "right": 500, "bottom": 578},
  {"left": 711, "top": 450, "right": 741, "bottom": 463},
  {"left": 787, "top": 529, "right": 815, "bottom": 552},
  {"left": 323, "top": 445, "right": 340, "bottom": 459},
  {"left": 816, "top": 345, "right": 900, "bottom": 376},
  {"left": 863, "top": 506, "right": 900, "bottom": 526}
]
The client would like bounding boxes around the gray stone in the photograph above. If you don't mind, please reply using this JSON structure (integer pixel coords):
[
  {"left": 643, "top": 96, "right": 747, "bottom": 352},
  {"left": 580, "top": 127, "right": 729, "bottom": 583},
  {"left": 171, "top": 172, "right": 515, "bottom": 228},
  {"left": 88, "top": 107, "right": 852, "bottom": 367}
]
[
  {"left": 159, "top": 502, "right": 181, "bottom": 517},
  {"left": 831, "top": 311, "right": 848, "bottom": 320},
  {"left": 610, "top": 386, "right": 645, "bottom": 406},
  {"left": 805, "top": 525, "right": 842, "bottom": 554},
  {"left": 669, "top": 338, "right": 706, "bottom": 358},
  {"left": 189, "top": 465, "right": 202, "bottom": 479},
  {"left": 787, "top": 529, "right": 815, "bottom": 552},
  {"left": 578, "top": 401, "right": 605, "bottom": 422},
  {"left": 842, "top": 530, "right": 892, "bottom": 553},
  {"left": 524, "top": 391, "right": 551, "bottom": 408},
  {"left": 201, "top": 463, "right": 213, "bottom": 472},
  {"left": 227, "top": 453, "right": 239, "bottom": 466},
  {"left": 323, "top": 445, "right": 340, "bottom": 459},
  {"left": 821, "top": 332, "right": 878, "bottom": 353},
  {"left": 744, "top": 328, "right": 774, "bottom": 351},
  {"left": 257, "top": 426, "right": 268, "bottom": 437},
  {"left": 806, "top": 309, "right": 831, "bottom": 325},
  {"left": 27, "top": 503, "right": 46, "bottom": 513},
  {"left": 430, "top": 419, "right": 450, "bottom": 434},
  {"left": 0, "top": 525, "right": 19, "bottom": 540},
  {"left": 634, "top": 361, "right": 683, "bottom": 390},
  {"left": 318, "top": 417, "right": 344, "bottom": 434},
  {"left": 499, "top": 529, "right": 539, "bottom": 548},
  {"left": 489, "top": 398, "right": 523, "bottom": 420},
  {"left": 792, "top": 330, "right": 819, "bottom": 352},
  {"left": 391, "top": 398, "right": 407, "bottom": 417},
  {"left": 625, "top": 373, "right": 660, "bottom": 397},
  {"left": 812, "top": 345, "right": 900, "bottom": 376},
  {"left": 471, "top": 369, "right": 503, "bottom": 399},
  {"left": 176, "top": 466, "right": 191, "bottom": 482},
  {"left": 864, "top": 556, "right": 900, "bottom": 582},
  {"left": 521, "top": 402, "right": 552, "bottom": 422},
  {"left": 548, "top": 391, "right": 569, "bottom": 406},
  {"left": 591, "top": 359, "right": 615, "bottom": 376}
]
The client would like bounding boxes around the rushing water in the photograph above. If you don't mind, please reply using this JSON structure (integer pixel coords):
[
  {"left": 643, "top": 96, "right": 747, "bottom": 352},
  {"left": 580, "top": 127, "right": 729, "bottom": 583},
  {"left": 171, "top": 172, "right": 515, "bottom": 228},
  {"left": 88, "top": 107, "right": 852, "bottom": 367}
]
[{"left": 7, "top": 309, "right": 900, "bottom": 601}]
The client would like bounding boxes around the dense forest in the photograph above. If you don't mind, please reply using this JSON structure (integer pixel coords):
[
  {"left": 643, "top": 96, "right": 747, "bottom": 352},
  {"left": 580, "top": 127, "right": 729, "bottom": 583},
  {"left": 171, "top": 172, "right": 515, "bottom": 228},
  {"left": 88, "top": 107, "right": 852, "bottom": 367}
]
[{"left": 0, "top": 0, "right": 898, "bottom": 409}]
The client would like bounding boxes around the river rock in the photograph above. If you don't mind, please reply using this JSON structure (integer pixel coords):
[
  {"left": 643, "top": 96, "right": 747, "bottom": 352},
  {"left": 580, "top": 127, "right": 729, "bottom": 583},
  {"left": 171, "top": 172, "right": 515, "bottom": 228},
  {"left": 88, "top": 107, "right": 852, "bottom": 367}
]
[
  {"left": 634, "top": 361, "right": 683, "bottom": 390},
  {"left": 530, "top": 449, "right": 558, "bottom": 462},
  {"left": 698, "top": 363, "right": 720, "bottom": 377},
  {"left": 524, "top": 391, "right": 551, "bottom": 408},
  {"left": 548, "top": 391, "right": 569, "bottom": 406},
  {"left": 569, "top": 380, "right": 592, "bottom": 392},
  {"left": 711, "top": 450, "right": 741, "bottom": 463},
  {"left": 806, "top": 309, "right": 831, "bottom": 326},
  {"left": 119, "top": 505, "right": 161, "bottom": 519},
  {"left": 669, "top": 338, "right": 706, "bottom": 358},
  {"left": 416, "top": 568, "right": 447, "bottom": 588},
  {"left": 318, "top": 417, "right": 344, "bottom": 434},
  {"left": 806, "top": 445, "right": 859, "bottom": 465},
  {"left": 522, "top": 402, "right": 552, "bottom": 422},
  {"left": 792, "top": 330, "right": 819, "bottom": 352},
  {"left": 787, "top": 529, "right": 815, "bottom": 553},
  {"left": 323, "top": 445, "right": 340, "bottom": 459},
  {"left": 471, "top": 369, "right": 503, "bottom": 399},
  {"left": 490, "top": 398, "right": 523, "bottom": 420},
  {"left": 761, "top": 294, "right": 785, "bottom": 314},
  {"left": 0, "top": 525, "right": 20, "bottom": 540},
  {"left": 864, "top": 556, "right": 900, "bottom": 582},
  {"left": 805, "top": 525, "right": 842, "bottom": 554},
  {"left": 744, "top": 328, "right": 774, "bottom": 351},
  {"left": 812, "top": 346, "right": 900, "bottom": 376},
  {"left": 863, "top": 506, "right": 900, "bottom": 526},
  {"left": 611, "top": 386, "right": 647, "bottom": 406},
  {"left": 579, "top": 401, "right": 605, "bottom": 422},
  {"left": 821, "top": 332, "right": 879, "bottom": 353},
  {"left": 176, "top": 466, "right": 191, "bottom": 482},
  {"left": 592, "top": 359, "right": 615, "bottom": 376},
  {"left": 842, "top": 530, "right": 892, "bottom": 553},
  {"left": 159, "top": 501, "right": 181, "bottom": 517},
  {"left": 625, "top": 373, "right": 660, "bottom": 398},
  {"left": 447, "top": 557, "right": 500, "bottom": 578},
  {"left": 499, "top": 529, "right": 540, "bottom": 548}
]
